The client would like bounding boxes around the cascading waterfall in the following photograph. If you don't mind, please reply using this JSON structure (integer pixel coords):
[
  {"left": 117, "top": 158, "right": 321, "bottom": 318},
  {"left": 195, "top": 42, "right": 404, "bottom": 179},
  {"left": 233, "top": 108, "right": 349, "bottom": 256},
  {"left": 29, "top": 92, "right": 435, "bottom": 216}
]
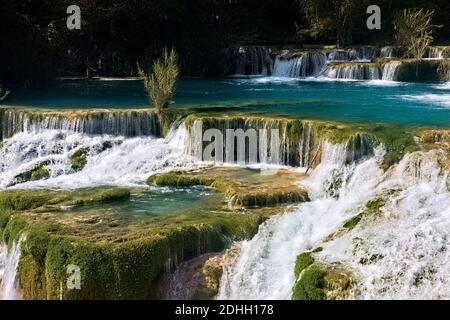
[
  {"left": 328, "top": 50, "right": 350, "bottom": 62},
  {"left": 382, "top": 61, "right": 402, "bottom": 81},
  {"left": 380, "top": 46, "right": 394, "bottom": 58},
  {"left": 0, "top": 235, "right": 26, "bottom": 300},
  {"left": 0, "top": 109, "right": 159, "bottom": 140},
  {"left": 321, "top": 64, "right": 381, "bottom": 80},
  {"left": 218, "top": 143, "right": 450, "bottom": 300},
  {"left": 272, "top": 52, "right": 327, "bottom": 78},
  {"left": 184, "top": 117, "right": 325, "bottom": 167},
  {"left": 427, "top": 47, "right": 445, "bottom": 59},
  {"left": 217, "top": 143, "right": 385, "bottom": 299},
  {"left": 233, "top": 47, "right": 274, "bottom": 76},
  {"left": 0, "top": 123, "right": 190, "bottom": 189},
  {"left": 313, "top": 150, "right": 450, "bottom": 299}
]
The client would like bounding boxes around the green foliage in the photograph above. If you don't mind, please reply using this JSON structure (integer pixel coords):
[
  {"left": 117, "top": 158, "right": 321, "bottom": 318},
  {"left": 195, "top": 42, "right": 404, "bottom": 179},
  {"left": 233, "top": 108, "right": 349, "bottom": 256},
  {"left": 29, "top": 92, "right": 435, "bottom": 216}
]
[
  {"left": 298, "top": 0, "right": 369, "bottom": 47},
  {"left": 138, "top": 48, "right": 180, "bottom": 115},
  {"left": 394, "top": 9, "right": 439, "bottom": 59}
]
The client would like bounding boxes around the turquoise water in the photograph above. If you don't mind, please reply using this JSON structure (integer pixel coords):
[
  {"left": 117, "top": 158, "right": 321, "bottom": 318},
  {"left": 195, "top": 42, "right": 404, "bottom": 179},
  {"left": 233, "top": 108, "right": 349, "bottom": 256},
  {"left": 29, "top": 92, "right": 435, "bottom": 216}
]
[
  {"left": 71, "top": 187, "right": 224, "bottom": 219},
  {"left": 2, "top": 78, "right": 450, "bottom": 126}
]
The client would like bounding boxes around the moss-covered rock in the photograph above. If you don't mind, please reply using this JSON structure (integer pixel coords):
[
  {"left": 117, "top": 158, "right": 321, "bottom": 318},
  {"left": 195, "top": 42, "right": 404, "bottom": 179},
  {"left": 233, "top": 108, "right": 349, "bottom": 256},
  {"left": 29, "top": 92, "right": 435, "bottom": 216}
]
[
  {"left": 0, "top": 185, "right": 286, "bottom": 300},
  {"left": 292, "top": 264, "right": 326, "bottom": 300},
  {"left": 184, "top": 114, "right": 420, "bottom": 170},
  {"left": 292, "top": 262, "right": 354, "bottom": 300},
  {"left": 294, "top": 252, "right": 315, "bottom": 279},
  {"left": 11, "top": 161, "right": 51, "bottom": 186},
  {"left": 343, "top": 196, "right": 387, "bottom": 231},
  {"left": 0, "top": 191, "right": 54, "bottom": 211},
  {"left": 70, "top": 147, "right": 89, "bottom": 172},
  {"left": 395, "top": 59, "right": 442, "bottom": 82},
  {"left": 147, "top": 167, "right": 309, "bottom": 207}
]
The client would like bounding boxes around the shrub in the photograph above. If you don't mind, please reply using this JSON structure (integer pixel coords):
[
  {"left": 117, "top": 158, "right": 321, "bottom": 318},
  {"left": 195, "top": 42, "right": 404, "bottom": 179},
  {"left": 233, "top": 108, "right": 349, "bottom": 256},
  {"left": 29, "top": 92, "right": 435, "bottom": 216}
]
[
  {"left": 138, "top": 48, "right": 180, "bottom": 115},
  {"left": 393, "top": 9, "right": 439, "bottom": 59}
]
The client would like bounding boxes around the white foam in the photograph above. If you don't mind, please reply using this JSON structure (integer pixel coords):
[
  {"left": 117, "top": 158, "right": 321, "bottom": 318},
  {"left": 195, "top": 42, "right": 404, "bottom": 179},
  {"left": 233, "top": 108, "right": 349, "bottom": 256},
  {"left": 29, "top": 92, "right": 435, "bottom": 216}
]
[
  {"left": 317, "top": 151, "right": 450, "bottom": 299},
  {"left": 218, "top": 144, "right": 385, "bottom": 299},
  {"left": 0, "top": 235, "right": 26, "bottom": 300},
  {"left": 0, "top": 125, "right": 193, "bottom": 189},
  {"left": 400, "top": 94, "right": 450, "bottom": 108}
]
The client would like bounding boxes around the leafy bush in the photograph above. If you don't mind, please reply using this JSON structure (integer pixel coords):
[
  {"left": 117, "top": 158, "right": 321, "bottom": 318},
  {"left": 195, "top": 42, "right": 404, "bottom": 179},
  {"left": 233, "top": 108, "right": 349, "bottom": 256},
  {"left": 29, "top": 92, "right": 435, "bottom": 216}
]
[
  {"left": 394, "top": 9, "right": 439, "bottom": 59},
  {"left": 138, "top": 48, "right": 180, "bottom": 115}
]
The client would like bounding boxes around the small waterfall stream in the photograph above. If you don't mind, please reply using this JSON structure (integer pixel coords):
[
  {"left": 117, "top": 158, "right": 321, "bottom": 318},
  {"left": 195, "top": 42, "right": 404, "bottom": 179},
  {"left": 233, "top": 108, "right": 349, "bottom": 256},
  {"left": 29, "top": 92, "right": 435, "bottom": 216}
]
[
  {"left": 382, "top": 61, "right": 402, "bottom": 81},
  {"left": 272, "top": 52, "right": 327, "bottom": 78},
  {"left": 321, "top": 64, "right": 381, "bottom": 80},
  {"left": 0, "top": 109, "right": 159, "bottom": 140},
  {"left": 0, "top": 235, "right": 26, "bottom": 300}
]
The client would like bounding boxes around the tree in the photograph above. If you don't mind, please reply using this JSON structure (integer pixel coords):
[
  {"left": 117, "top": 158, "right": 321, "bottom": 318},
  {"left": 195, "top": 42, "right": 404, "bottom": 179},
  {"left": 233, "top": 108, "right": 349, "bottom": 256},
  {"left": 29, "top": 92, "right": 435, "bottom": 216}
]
[
  {"left": 393, "top": 8, "right": 438, "bottom": 59},
  {"left": 138, "top": 48, "right": 180, "bottom": 115},
  {"left": 297, "top": 0, "right": 368, "bottom": 47}
]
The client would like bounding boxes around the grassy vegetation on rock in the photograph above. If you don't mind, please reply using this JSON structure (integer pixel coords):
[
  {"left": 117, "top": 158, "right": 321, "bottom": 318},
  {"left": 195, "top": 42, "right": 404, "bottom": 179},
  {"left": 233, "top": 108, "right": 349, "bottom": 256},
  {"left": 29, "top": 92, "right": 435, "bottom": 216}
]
[
  {"left": 147, "top": 167, "right": 309, "bottom": 207},
  {"left": 0, "top": 185, "right": 286, "bottom": 299}
]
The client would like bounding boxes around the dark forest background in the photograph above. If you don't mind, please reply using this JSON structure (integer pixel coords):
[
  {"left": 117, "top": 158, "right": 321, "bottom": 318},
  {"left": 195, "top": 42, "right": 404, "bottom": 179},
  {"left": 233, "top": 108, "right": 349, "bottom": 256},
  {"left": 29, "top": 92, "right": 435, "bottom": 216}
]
[{"left": 1, "top": 0, "right": 449, "bottom": 87}]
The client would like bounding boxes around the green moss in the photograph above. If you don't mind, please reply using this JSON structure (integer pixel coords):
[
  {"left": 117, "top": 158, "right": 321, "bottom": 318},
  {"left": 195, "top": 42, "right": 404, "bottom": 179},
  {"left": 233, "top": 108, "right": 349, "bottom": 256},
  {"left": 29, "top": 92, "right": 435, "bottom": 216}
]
[
  {"left": 70, "top": 147, "right": 89, "bottom": 172},
  {"left": 185, "top": 114, "right": 421, "bottom": 170},
  {"left": 396, "top": 60, "right": 441, "bottom": 82},
  {"left": 12, "top": 161, "right": 51, "bottom": 185},
  {"left": 2, "top": 216, "right": 27, "bottom": 248},
  {"left": 13, "top": 192, "right": 276, "bottom": 299},
  {"left": 159, "top": 109, "right": 184, "bottom": 137},
  {"left": 292, "top": 264, "right": 326, "bottom": 300},
  {"left": 343, "top": 196, "right": 387, "bottom": 230},
  {"left": 294, "top": 252, "right": 315, "bottom": 279},
  {"left": 0, "top": 209, "right": 12, "bottom": 232},
  {"left": 0, "top": 191, "right": 53, "bottom": 211},
  {"left": 30, "top": 166, "right": 50, "bottom": 181},
  {"left": 148, "top": 169, "right": 308, "bottom": 208},
  {"left": 80, "top": 188, "right": 131, "bottom": 204},
  {"left": 292, "top": 262, "right": 354, "bottom": 300}
]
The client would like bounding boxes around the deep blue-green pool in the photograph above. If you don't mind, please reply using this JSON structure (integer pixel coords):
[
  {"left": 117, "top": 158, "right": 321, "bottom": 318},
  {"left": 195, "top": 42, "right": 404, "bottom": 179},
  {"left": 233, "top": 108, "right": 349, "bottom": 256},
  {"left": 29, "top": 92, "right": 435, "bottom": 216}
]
[{"left": 2, "top": 78, "right": 450, "bottom": 127}]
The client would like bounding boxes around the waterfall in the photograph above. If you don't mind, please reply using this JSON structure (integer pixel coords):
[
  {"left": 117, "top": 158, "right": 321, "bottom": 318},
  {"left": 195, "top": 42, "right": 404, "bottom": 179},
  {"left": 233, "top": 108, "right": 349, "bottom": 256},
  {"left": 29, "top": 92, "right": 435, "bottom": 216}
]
[
  {"left": 272, "top": 52, "right": 327, "bottom": 78},
  {"left": 0, "top": 235, "right": 26, "bottom": 300},
  {"left": 328, "top": 50, "right": 350, "bottom": 62},
  {"left": 321, "top": 64, "right": 381, "bottom": 80},
  {"left": 184, "top": 116, "right": 376, "bottom": 168},
  {"left": 315, "top": 150, "right": 450, "bottom": 299},
  {"left": 382, "top": 61, "right": 402, "bottom": 81},
  {"left": 184, "top": 117, "right": 320, "bottom": 167},
  {"left": 217, "top": 143, "right": 385, "bottom": 299},
  {"left": 233, "top": 47, "right": 274, "bottom": 76},
  {"left": 0, "top": 109, "right": 159, "bottom": 140},
  {"left": 0, "top": 124, "right": 190, "bottom": 189},
  {"left": 428, "top": 47, "right": 444, "bottom": 59},
  {"left": 218, "top": 145, "right": 450, "bottom": 300},
  {"left": 380, "top": 46, "right": 394, "bottom": 58}
]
